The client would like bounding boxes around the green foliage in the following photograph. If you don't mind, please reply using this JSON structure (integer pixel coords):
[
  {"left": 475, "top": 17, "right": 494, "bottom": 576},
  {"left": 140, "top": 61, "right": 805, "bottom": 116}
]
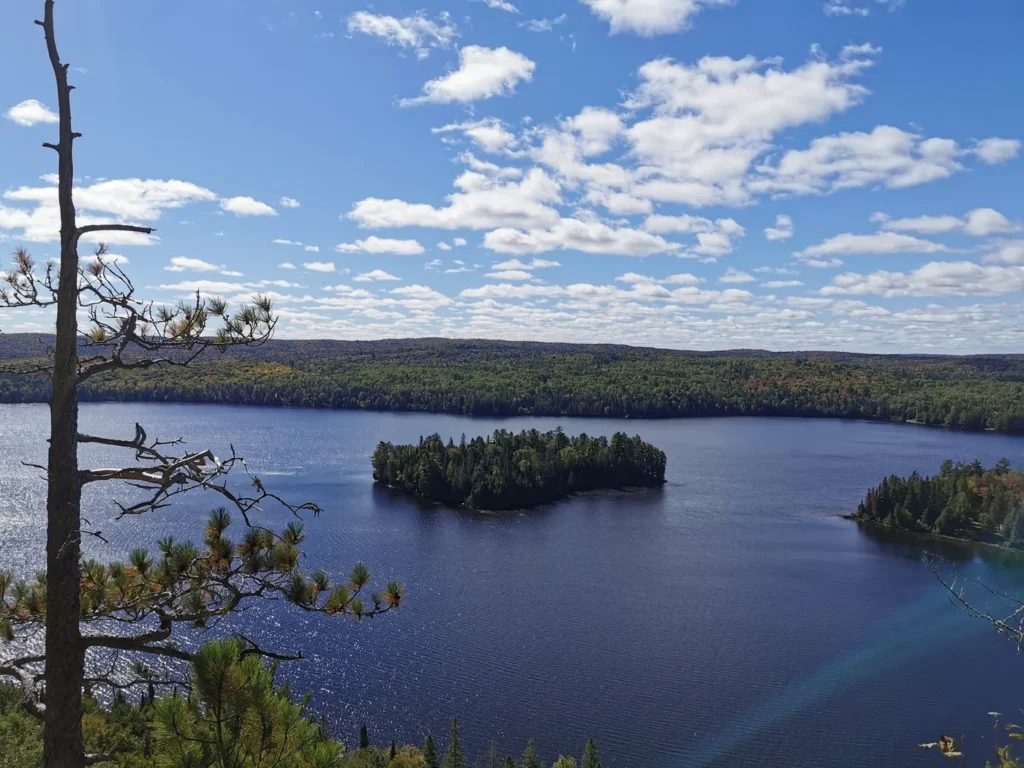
[
  {"left": 423, "top": 733, "right": 440, "bottom": 768},
  {"left": 855, "top": 460, "right": 1024, "bottom": 548},
  {"left": 581, "top": 739, "right": 601, "bottom": 768},
  {"left": 443, "top": 719, "right": 464, "bottom": 768},
  {"left": 551, "top": 758, "right": 576, "bottom": 768},
  {"left": 3, "top": 337, "right": 1023, "bottom": 433},
  {"left": 151, "top": 638, "right": 343, "bottom": 768},
  {"left": 373, "top": 428, "right": 666, "bottom": 510},
  {"left": 521, "top": 739, "right": 541, "bottom": 768}
]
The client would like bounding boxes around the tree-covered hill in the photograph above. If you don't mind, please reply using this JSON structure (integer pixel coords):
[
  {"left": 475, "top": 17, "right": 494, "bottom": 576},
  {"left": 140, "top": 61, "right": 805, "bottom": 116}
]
[
  {"left": 2, "top": 334, "right": 1023, "bottom": 433},
  {"left": 372, "top": 428, "right": 667, "bottom": 510}
]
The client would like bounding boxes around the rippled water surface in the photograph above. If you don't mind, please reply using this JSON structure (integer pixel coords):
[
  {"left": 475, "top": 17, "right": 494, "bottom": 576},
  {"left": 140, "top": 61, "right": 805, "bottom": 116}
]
[{"left": 3, "top": 403, "right": 1024, "bottom": 767}]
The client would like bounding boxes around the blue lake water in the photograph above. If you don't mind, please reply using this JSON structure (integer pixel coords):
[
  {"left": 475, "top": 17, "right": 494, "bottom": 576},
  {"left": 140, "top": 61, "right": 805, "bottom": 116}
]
[{"left": 2, "top": 403, "right": 1024, "bottom": 767}]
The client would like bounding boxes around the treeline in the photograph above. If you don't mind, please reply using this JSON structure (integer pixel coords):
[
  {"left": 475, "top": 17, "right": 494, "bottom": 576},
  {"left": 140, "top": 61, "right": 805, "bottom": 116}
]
[
  {"left": 0, "top": 640, "right": 604, "bottom": 768},
  {"left": 2, "top": 336, "right": 1024, "bottom": 433},
  {"left": 372, "top": 428, "right": 667, "bottom": 510},
  {"left": 855, "top": 459, "right": 1024, "bottom": 548}
]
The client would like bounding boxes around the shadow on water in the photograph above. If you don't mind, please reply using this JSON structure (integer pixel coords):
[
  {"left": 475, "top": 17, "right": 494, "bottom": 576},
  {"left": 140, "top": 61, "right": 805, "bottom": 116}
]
[{"left": 855, "top": 520, "right": 1024, "bottom": 572}]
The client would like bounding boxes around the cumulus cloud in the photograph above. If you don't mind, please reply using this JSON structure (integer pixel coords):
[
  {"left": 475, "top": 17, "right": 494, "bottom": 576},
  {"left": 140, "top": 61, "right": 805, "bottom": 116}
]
[
  {"left": 720, "top": 267, "right": 756, "bottom": 283},
  {"left": 432, "top": 118, "right": 518, "bottom": 153},
  {"left": 346, "top": 11, "right": 457, "bottom": 59},
  {"left": 873, "top": 208, "right": 1018, "bottom": 237},
  {"left": 279, "top": 197, "right": 300, "bottom": 208},
  {"left": 336, "top": 237, "right": 425, "bottom": 255},
  {"left": 762, "top": 279, "right": 804, "bottom": 288},
  {"left": 580, "top": 0, "right": 733, "bottom": 36},
  {"left": 5, "top": 99, "right": 59, "bottom": 126},
  {"left": 519, "top": 14, "right": 567, "bottom": 32},
  {"left": 764, "top": 214, "right": 794, "bottom": 241},
  {"left": 400, "top": 46, "right": 535, "bottom": 105},
  {"left": 279, "top": 262, "right": 297, "bottom": 270},
  {"left": 220, "top": 196, "right": 277, "bottom": 216},
  {"left": 349, "top": 168, "right": 561, "bottom": 230},
  {"left": 972, "top": 138, "right": 1021, "bottom": 165},
  {"left": 475, "top": 0, "right": 520, "bottom": 12},
  {"left": 354, "top": 269, "right": 401, "bottom": 282},
  {"left": 821, "top": 261, "right": 1024, "bottom": 297},
  {"left": 165, "top": 257, "right": 218, "bottom": 273},
  {"left": 1, "top": 178, "right": 216, "bottom": 244},
  {"left": 490, "top": 258, "right": 560, "bottom": 270},
  {"left": 304, "top": 261, "right": 336, "bottom": 273},
  {"left": 483, "top": 217, "right": 682, "bottom": 256},
  {"left": 798, "top": 231, "right": 950, "bottom": 258},
  {"left": 486, "top": 269, "right": 535, "bottom": 280}
]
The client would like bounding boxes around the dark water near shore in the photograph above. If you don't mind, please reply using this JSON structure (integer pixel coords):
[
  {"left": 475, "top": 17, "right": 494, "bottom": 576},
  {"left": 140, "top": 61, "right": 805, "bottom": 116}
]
[{"left": 3, "top": 403, "right": 1024, "bottom": 767}]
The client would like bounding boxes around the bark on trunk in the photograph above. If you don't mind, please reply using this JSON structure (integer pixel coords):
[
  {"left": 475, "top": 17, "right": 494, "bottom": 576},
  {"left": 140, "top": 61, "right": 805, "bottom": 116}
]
[{"left": 40, "top": 1, "right": 85, "bottom": 765}]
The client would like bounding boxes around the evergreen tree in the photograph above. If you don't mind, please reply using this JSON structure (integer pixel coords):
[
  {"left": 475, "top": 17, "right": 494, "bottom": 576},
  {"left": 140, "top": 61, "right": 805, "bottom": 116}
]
[
  {"left": 521, "top": 738, "right": 541, "bottom": 768},
  {"left": 504, "top": 758, "right": 516, "bottom": 768},
  {"left": 391, "top": 740, "right": 398, "bottom": 761},
  {"left": 443, "top": 719, "right": 465, "bottom": 768},
  {"left": 489, "top": 740, "right": 500, "bottom": 768},
  {"left": 361, "top": 723, "right": 371, "bottom": 750},
  {"left": 581, "top": 739, "right": 601, "bottom": 768},
  {"left": 424, "top": 733, "right": 441, "bottom": 768}
]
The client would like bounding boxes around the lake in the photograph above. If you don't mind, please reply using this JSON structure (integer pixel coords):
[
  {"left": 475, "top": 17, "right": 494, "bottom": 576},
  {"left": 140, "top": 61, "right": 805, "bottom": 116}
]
[{"left": 3, "top": 403, "right": 1024, "bottom": 767}]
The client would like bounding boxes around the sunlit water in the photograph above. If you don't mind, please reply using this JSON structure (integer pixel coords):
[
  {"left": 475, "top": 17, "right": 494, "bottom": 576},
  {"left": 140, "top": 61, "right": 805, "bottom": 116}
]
[{"left": 2, "top": 403, "right": 1024, "bottom": 767}]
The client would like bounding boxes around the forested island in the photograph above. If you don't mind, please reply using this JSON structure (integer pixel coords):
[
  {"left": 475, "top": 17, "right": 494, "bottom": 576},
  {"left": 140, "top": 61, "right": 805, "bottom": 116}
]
[
  {"left": 2, "top": 336, "right": 1024, "bottom": 434},
  {"left": 372, "top": 428, "right": 667, "bottom": 510},
  {"left": 854, "top": 460, "right": 1024, "bottom": 549}
]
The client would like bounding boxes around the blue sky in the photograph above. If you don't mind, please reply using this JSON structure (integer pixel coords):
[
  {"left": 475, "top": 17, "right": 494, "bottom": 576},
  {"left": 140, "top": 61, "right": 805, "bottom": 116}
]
[{"left": 1, "top": 0, "right": 1022, "bottom": 352}]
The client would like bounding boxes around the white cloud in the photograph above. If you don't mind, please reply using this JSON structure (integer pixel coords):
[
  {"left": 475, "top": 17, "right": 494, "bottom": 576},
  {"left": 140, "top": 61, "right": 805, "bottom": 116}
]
[
  {"left": 822, "top": 261, "right": 1024, "bottom": 297},
  {"left": 5, "top": 99, "right": 59, "bottom": 127},
  {"left": 349, "top": 169, "right": 561, "bottom": 230},
  {"left": 304, "top": 245, "right": 319, "bottom": 252},
  {"left": 484, "top": 217, "right": 682, "bottom": 256},
  {"left": 764, "top": 214, "right": 794, "bottom": 241},
  {"left": 972, "top": 137, "right": 1021, "bottom": 165},
  {"left": 720, "top": 267, "right": 755, "bottom": 283},
  {"left": 401, "top": 46, "right": 535, "bottom": 105},
  {"left": 753, "top": 126, "right": 988, "bottom": 195},
  {"left": 453, "top": 237, "right": 468, "bottom": 246},
  {"left": 159, "top": 280, "right": 249, "bottom": 295},
  {"left": 354, "top": 269, "right": 401, "bottom": 282},
  {"left": 165, "top": 256, "right": 219, "bottom": 273},
  {"left": 805, "top": 258, "right": 844, "bottom": 269},
  {"left": 873, "top": 208, "right": 1017, "bottom": 237},
  {"left": 519, "top": 14, "right": 567, "bottom": 32},
  {"left": 346, "top": 11, "right": 457, "bottom": 59},
  {"left": 985, "top": 241, "right": 1024, "bottom": 265},
  {"left": 279, "top": 197, "right": 300, "bottom": 208},
  {"left": 1, "top": 178, "right": 216, "bottom": 244},
  {"left": 475, "top": 0, "right": 520, "bottom": 13},
  {"left": 642, "top": 214, "right": 745, "bottom": 257},
  {"left": 304, "top": 261, "right": 336, "bottom": 273},
  {"left": 433, "top": 118, "right": 517, "bottom": 153},
  {"left": 336, "top": 237, "right": 425, "bottom": 255},
  {"left": 438, "top": 242, "right": 453, "bottom": 251},
  {"left": 799, "top": 231, "right": 950, "bottom": 258},
  {"left": 272, "top": 238, "right": 304, "bottom": 246},
  {"left": 491, "top": 258, "right": 561, "bottom": 270},
  {"left": 762, "top": 279, "right": 804, "bottom": 288},
  {"left": 581, "top": 0, "right": 733, "bottom": 36},
  {"left": 486, "top": 269, "right": 535, "bottom": 280},
  {"left": 220, "top": 196, "right": 277, "bottom": 216},
  {"left": 824, "top": 1, "right": 870, "bottom": 15},
  {"left": 279, "top": 262, "right": 297, "bottom": 270}
]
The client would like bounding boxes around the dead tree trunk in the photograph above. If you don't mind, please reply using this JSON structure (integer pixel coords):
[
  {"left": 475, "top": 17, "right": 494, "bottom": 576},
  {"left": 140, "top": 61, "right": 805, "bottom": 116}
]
[{"left": 38, "top": 1, "right": 85, "bottom": 765}]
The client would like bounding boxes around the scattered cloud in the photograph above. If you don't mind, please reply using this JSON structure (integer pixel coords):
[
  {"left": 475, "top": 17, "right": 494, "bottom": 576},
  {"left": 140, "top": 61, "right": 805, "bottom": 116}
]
[
  {"left": 484, "top": 217, "right": 682, "bottom": 256},
  {"left": 304, "top": 245, "right": 319, "bottom": 252},
  {"left": 762, "top": 279, "right": 804, "bottom": 288},
  {"left": 822, "top": 261, "right": 1024, "bottom": 297},
  {"left": 873, "top": 208, "right": 1017, "bottom": 237},
  {"left": 580, "top": 0, "right": 733, "bottom": 36},
  {"left": 272, "top": 238, "right": 304, "bottom": 246},
  {"left": 346, "top": 11, "right": 457, "bottom": 59},
  {"left": 972, "top": 137, "right": 1021, "bottom": 165},
  {"left": 473, "top": 0, "right": 520, "bottom": 13},
  {"left": 165, "top": 256, "right": 218, "bottom": 273},
  {"left": 491, "top": 258, "right": 560, "bottom": 270},
  {"left": 433, "top": 117, "right": 518, "bottom": 153},
  {"left": 798, "top": 231, "right": 950, "bottom": 258},
  {"left": 304, "top": 261, "right": 336, "bottom": 273},
  {"left": 823, "top": 1, "right": 870, "bottom": 16},
  {"left": 279, "top": 262, "right": 297, "bottom": 270},
  {"left": 279, "top": 197, "right": 300, "bottom": 208},
  {"left": 336, "top": 237, "right": 425, "bottom": 255},
  {"left": 400, "top": 46, "right": 535, "bottom": 105},
  {"left": 720, "top": 267, "right": 756, "bottom": 284},
  {"left": 519, "top": 14, "right": 567, "bottom": 32},
  {"left": 5, "top": 99, "right": 58, "bottom": 127},
  {"left": 354, "top": 269, "right": 401, "bottom": 282},
  {"left": 764, "top": 214, "right": 794, "bottom": 241},
  {"left": 220, "top": 196, "right": 277, "bottom": 216},
  {"left": 486, "top": 269, "right": 535, "bottom": 280}
]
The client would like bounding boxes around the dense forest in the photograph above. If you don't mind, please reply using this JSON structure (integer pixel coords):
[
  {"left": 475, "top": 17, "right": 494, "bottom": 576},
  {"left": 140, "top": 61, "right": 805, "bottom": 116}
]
[
  {"left": 372, "top": 428, "right": 667, "bottom": 510},
  {"left": 2, "top": 335, "right": 1024, "bottom": 434},
  {"left": 854, "top": 460, "right": 1024, "bottom": 548}
]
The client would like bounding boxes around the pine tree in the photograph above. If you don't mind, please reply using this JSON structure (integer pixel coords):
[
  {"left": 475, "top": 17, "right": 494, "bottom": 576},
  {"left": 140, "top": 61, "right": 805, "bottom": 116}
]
[
  {"left": 424, "top": 733, "right": 441, "bottom": 768},
  {"left": 489, "top": 741, "right": 500, "bottom": 768},
  {"left": 443, "top": 719, "right": 465, "bottom": 768},
  {"left": 504, "top": 758, "right": 516, "bottom": 768},
  {"left": 521, "top": 738, "right": 541, "bottom": 768},
  {"left": 581, "top": 739, "right": 601, "bottom": 768},
  {"left": 360, "top": 723, "right": 371, "bottom": 750},
  {"left": 390, "top": 740, "right": 398, "bottom": 762}
]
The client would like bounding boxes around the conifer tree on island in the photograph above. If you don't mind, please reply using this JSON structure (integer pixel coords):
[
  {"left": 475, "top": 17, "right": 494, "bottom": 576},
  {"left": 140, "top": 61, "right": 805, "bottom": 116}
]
[{"left": 0, "top": 3, "right": 401, "bottom": 766}]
